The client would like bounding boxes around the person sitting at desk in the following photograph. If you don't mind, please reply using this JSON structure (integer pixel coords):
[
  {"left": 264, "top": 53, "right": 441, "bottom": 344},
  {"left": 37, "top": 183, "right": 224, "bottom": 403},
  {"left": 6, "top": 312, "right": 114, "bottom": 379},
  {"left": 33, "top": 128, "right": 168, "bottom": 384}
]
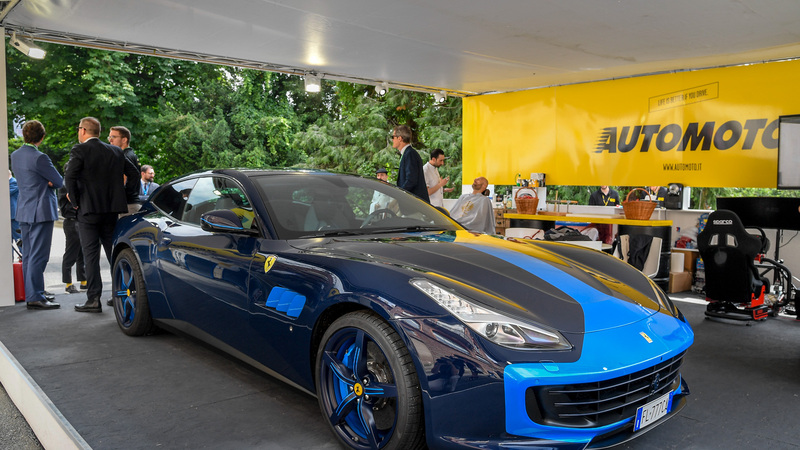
[
  {"left": 588, "top": 186, "right": 620, "bottom": 206},
  {"left": 450, "top": 176, "right": 495, "bottom": 235},
  {"left": 641, "top": 185, "right": 667, "bottom": 207}
]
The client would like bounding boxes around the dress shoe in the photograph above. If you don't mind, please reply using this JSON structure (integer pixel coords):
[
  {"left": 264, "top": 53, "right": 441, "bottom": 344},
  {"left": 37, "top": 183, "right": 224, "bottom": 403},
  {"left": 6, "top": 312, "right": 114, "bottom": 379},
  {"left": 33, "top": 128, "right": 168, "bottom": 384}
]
[
  {"left": 27, "top": 300, "right": 61, "bottom": 310},
  {"left": 44, "top": 291, "right": 55, "bottom": 301},
  {"left": 66, "top": 285, "right": 80, "bottom": 294},
  {"left": 106, "top": 298, "right": 114, "bottom": 307},
  {"left": 75, "top": 297, "right": 102, "bottom": 313}
]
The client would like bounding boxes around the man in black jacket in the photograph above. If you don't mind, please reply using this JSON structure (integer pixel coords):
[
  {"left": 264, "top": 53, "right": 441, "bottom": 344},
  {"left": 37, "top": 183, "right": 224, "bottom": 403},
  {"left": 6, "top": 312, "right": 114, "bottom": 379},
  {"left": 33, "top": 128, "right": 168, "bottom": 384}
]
[
  {"left": 65, "top": 117, "right": 139, "bottom": 313},
  {"left": 58, "top": 163, "right": 86, "bottom": 294},
  {"left": 392, "top": 125, "right": 430, "bottom": 203},
  {"left": 109, "top": 125, "right": 141, "bottom": 215}
]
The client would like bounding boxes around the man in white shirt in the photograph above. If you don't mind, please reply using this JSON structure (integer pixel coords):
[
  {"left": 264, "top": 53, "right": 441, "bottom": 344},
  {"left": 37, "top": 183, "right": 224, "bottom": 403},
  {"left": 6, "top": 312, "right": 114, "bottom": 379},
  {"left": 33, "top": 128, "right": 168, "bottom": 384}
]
[
  {"left": 450, "top": 176, "right": 495, "bottom": 235},
  {"left": 423, "top": 149, "right": 452, "bottom": 208}
]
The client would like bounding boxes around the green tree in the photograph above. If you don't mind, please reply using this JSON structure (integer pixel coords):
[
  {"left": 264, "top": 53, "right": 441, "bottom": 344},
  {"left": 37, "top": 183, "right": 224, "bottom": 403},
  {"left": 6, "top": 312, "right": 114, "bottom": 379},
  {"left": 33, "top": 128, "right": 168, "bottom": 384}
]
[
  {"left": 145, "top": 67, "right": 308, "bottom": 181},
  {"left": 294, "top": 83, "right": 463, "bottom": 195},
  {"left": 6, "top": 42, "right": 214, "bottom": 171}
]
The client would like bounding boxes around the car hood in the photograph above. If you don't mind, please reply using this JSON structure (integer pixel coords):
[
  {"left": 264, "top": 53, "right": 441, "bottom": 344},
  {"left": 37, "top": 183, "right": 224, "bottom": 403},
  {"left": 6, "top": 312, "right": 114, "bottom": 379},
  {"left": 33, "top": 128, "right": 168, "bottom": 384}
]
[{"left": 289, "top": 230, "right": 668, "bottom": 334}]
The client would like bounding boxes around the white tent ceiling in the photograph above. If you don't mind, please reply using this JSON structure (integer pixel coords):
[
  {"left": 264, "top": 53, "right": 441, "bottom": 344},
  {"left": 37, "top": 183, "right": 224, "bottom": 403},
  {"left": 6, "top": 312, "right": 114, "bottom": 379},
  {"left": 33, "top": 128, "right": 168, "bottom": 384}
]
[{"left": 2, "top": 0, "right": 800, "bottom": 96}]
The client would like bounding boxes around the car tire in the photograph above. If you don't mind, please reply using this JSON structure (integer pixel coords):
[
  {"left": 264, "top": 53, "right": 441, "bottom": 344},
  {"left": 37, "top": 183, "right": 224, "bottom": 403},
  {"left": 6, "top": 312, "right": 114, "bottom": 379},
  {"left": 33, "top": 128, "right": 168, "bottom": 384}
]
[
  {"left": 315, "top": 311, "right": 425, "bottom": 450},
  {"left": 112, "top": 248, "right": 156, "bottom": 336}
]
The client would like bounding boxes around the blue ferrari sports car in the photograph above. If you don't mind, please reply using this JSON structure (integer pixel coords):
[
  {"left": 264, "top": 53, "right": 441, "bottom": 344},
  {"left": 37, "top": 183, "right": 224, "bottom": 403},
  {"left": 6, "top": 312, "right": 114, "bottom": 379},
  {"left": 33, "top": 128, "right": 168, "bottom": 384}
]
[{"left": 111, "top": 169, "right": 694, "bottom": 449}]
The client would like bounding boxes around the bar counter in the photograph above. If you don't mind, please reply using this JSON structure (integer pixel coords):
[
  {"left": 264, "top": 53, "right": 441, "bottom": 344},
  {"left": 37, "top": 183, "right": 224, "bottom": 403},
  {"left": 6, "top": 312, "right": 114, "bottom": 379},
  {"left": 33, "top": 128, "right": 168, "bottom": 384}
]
[{"left": 505, "top": 212, "right": 672, "bottom": 290}]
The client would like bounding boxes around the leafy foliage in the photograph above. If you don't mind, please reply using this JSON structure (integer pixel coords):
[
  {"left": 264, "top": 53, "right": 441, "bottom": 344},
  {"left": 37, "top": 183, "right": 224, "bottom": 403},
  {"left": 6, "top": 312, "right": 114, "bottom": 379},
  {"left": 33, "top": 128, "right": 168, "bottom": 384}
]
[
  {"left": 294, "top": 83, "right": 463, "bottom": 197},
  {"left": 7, "top": 42, "right": 792, "bottom": 206}
]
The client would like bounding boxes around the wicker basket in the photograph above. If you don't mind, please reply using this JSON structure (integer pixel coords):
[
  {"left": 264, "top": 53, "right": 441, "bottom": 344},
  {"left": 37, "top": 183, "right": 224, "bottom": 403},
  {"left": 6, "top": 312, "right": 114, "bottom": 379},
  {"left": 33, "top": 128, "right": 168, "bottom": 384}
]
[
  {"left": 622, "top": 188, "right": 657, "bottom": 220},
  {"left": 515, "top": 188, "right": 539, "bottom": 215}
]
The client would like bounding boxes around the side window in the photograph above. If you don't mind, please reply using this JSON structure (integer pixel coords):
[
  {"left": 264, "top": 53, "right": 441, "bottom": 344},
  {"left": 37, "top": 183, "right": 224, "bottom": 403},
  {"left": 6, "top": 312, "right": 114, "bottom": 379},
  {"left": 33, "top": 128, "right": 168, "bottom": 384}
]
[
  {"left": 150, "top": 179, "right": 196, "bottom": 221},
  {"left": 181, "top": 177, "right": 217, "bottom": 225},
  {"left": 181, "top": 176, "right": 257, "bottom": 231},
  {"left": 214, "top": 178, "right": 257, "bottom": 231}
]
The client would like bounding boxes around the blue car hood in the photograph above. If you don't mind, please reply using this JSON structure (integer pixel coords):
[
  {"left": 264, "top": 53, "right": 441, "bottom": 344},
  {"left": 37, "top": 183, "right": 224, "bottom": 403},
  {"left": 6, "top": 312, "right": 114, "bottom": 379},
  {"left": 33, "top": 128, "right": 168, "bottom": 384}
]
[{"left": 290, "top": 231, "right": 668, "bottom": 334}]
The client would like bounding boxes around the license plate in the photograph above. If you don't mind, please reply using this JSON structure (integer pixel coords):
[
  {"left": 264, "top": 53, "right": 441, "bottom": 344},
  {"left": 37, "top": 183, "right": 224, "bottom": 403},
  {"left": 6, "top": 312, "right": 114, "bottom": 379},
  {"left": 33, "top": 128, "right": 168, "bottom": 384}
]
[{"left": 633, "top": 391, "right": 673, "bottom": 432}]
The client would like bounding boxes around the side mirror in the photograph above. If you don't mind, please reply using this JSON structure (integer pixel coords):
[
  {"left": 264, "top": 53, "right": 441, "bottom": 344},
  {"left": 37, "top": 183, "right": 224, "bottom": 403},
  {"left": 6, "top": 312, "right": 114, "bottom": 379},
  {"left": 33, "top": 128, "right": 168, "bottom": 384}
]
[{"left": 200, "top": 210, "right": 258, "bottom": 235}]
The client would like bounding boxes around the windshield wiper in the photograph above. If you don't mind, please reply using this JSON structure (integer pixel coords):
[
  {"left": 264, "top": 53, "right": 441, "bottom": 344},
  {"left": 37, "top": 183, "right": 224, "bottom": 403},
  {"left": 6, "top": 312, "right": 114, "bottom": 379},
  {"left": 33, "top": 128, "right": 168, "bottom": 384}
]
[
  {"left": 373, "top": 226, "right": 447, "bottom": 233},
  {"left": 297, "top": 230, "right": 363, "bottom": 238}
]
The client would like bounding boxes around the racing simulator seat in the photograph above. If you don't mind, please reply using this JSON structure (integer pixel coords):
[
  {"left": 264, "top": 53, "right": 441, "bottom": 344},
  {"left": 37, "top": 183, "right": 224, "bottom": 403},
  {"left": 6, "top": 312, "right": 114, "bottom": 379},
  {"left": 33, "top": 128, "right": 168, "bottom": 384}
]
[{"left": 698, "top": 209, "right": 772, "bottom": 321}]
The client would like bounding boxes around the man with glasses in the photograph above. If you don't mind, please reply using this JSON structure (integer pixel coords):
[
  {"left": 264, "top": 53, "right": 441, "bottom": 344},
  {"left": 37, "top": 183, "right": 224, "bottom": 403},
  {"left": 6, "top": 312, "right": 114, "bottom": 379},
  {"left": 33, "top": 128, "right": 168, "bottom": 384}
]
[
  {"left": 108, "top": 126, "right": 140, "bottom": 172},
  {"left": 65, "top": 117, "right": 139, "bottom": 313},
  {"left": 109, "top": 125, "right": 141, "bottom": 215},
  {"left": 391, "top": 125, "right": 430, "bottom": 203},
  {"left": 139, "top": 164, "right": 159, "bottom": 202}
]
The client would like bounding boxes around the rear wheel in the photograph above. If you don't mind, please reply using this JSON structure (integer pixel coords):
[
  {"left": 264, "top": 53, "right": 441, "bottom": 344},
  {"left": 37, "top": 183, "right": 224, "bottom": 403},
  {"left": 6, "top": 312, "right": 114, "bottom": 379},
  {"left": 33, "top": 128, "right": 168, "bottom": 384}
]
[
  {"left": 315, "top": 311, "right": 425, "bottom": 449},
  {"left": 112, "top": 248, "right": 156, "bottom": 336}
]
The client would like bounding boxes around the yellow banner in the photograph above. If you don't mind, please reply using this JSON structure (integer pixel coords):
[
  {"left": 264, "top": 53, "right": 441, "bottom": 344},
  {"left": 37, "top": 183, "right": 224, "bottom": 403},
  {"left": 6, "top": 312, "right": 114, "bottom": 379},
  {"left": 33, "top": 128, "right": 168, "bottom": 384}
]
[{"left": 463, "top": 59, "right": 800, "bottom": 188}]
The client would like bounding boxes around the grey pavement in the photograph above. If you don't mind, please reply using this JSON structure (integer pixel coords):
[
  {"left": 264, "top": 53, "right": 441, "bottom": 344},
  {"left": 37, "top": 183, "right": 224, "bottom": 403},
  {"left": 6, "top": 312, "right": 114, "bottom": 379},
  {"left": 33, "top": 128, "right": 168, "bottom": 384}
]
[
  {"left": 0, "top": 383, "right": 41, "bottom": 449},
  {"left": 2, "top": 219, "right": 107, "bottom": 449}
]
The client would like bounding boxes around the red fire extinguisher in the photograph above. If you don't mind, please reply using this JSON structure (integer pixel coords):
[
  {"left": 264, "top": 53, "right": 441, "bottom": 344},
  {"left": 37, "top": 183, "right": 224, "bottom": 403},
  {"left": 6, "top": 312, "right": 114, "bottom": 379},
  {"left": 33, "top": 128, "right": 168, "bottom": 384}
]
[{"left": 13, "top": 246, "right": 24, "bottom": 302}]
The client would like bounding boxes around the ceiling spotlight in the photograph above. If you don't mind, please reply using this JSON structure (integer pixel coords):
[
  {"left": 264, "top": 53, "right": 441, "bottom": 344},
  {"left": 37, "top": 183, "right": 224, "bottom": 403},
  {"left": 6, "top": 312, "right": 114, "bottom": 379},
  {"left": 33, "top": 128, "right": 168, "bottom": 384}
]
[
  {"left": 433, "top": 91, "right": 447, "bottom": 103},
  {"left": 10, "top": 32, "right": 46, "bottom": 59},
  {"left": 304, "top": 73, "right": 321, "bottom": 93},
  {"left": 375, "top": 82, "right": 388, "bottom": 95}
]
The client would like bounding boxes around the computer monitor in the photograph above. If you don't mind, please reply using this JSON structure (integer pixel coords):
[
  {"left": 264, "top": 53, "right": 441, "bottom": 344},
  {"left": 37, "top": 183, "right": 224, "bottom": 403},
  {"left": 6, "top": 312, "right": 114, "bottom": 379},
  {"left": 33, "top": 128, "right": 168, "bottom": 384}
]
[{"left": 716, "top": 197, "right": 800, "bottom": 231}]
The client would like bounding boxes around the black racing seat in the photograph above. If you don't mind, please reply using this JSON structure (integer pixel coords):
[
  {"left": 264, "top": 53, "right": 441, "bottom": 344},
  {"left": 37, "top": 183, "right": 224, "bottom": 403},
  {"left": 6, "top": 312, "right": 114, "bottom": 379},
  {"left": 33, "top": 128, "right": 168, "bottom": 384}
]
[{"left": 697, "top": 209, "right": 770, "bottom": 321}]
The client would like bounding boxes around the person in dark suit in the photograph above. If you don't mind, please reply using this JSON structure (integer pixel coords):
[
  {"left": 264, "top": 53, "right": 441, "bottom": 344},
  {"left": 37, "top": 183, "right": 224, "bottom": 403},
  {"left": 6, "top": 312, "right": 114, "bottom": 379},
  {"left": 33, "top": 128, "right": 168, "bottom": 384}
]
[
  {"left": 109, "top": 125, "right": 141, "bottom": 215},
  {"left": 10, "top": 120, "right": 63, "bottom": 310},
  {"left": 65, "top": 117, "right": 139, "bottom": 313},
  {"left": 58, "top": 162, "right": 86, "bottom": 294},
  {"left": 138, "top": 164, "right": 159, "bottom": 202},
  {"left": 392, "top": 125, "right": 430, "bottom": 203}
]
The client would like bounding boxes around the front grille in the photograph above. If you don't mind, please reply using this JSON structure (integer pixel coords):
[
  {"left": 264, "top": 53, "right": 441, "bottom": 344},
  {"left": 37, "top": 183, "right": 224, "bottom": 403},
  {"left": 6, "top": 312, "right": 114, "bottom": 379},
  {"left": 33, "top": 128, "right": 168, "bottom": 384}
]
[{"left": 526, "top": 351, "right": 685, "bottom": 428}]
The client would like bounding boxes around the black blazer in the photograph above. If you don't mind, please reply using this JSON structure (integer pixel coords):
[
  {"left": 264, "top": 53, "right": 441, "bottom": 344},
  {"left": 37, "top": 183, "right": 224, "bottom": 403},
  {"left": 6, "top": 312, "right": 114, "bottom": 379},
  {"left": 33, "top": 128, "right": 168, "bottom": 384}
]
[
  {"left": 396, "top": 146, "right": 430, "bottom": 203},
  {"left": 64, "top": 138, "right": 139, "bottom": 218}
]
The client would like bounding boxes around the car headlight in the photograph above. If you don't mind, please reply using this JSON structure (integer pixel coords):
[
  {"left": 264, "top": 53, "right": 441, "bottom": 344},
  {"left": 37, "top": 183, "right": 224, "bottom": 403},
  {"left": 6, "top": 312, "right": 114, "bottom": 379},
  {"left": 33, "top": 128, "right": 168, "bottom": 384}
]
[{"left": 410, "top": 279, "right": 572, "bottom": 351}]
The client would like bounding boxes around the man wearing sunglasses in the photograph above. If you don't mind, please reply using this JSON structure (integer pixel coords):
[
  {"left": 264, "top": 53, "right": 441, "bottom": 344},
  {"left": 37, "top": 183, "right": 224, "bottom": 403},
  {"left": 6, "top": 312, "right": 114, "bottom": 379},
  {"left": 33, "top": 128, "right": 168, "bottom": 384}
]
[{"left": 391, "top": 125, "right": 430, "bottom": 203}]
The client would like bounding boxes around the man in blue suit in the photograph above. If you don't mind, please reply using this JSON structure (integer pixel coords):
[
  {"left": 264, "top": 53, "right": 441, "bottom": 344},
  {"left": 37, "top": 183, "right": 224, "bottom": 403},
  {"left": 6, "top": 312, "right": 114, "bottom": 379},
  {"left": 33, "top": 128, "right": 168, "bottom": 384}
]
[
  {"left": 10, "top": 120, "right": 63, "bottom": 310},
  {"left": 392, "top": 125, "right": 430, "bottom": 203},
  {"left": 9, "top": 170, "right": 20, "bottom": 245}
]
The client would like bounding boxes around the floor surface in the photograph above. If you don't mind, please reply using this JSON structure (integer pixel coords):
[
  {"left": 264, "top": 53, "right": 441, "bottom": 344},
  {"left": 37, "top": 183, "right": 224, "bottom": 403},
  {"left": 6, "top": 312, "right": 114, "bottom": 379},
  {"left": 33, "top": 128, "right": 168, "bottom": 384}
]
[{"left": 2, "top": 229, "right": 799, "bottom": 449}]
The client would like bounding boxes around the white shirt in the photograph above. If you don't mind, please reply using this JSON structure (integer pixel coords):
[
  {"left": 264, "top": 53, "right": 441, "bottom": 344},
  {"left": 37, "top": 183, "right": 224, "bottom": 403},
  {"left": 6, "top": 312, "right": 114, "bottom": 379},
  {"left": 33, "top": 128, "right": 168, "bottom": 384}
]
[{"left": 423, "top": 161, "right": 443, "bottom": 207}]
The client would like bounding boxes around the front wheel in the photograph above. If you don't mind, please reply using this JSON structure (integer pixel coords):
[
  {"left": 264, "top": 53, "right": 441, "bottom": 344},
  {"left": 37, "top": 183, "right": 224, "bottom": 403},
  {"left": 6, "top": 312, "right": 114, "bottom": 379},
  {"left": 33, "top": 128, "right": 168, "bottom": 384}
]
[
  {"left": 112, "top": 248, "right": 156, "bottom": 336},
  {"left": 315, "top": 311, "right": 425, "bottom": 450}
]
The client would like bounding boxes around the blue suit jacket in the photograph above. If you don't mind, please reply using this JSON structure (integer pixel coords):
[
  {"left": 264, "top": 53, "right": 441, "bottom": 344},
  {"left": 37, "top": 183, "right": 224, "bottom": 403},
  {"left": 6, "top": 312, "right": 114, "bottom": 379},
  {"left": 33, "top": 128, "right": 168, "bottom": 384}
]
[
  {"left": 397, "top": 146, "right": 430, "bottom": 203},
  {"left": 10, "top": 144, "right": 63, "bottom": 223},
  {"left": 9, "top": 176, "right": 18, "bottom": 219}
]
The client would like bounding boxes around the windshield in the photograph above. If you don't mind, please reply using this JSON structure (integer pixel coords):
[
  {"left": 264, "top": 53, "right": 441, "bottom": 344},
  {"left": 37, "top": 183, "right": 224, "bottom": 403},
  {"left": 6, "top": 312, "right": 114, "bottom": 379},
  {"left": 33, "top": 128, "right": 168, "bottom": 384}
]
[{"left": 251, "top": 173, "right": 462, "bottom": 239}]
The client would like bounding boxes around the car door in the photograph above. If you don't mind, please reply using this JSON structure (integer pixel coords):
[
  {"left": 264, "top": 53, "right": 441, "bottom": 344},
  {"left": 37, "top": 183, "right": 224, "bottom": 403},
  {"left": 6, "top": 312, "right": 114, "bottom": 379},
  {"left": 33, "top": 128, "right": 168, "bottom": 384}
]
[
  {"left": 242, "top": 182, "right": 369, "bottom": 384},
  {"left": 158, "top": 175, "right": 259, "bottom": 345}
]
